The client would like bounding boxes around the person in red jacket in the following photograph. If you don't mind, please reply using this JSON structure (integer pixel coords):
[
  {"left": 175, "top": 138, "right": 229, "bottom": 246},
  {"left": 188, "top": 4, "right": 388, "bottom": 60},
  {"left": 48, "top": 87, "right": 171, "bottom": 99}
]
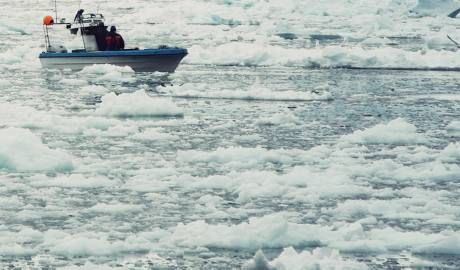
[{"left": 105, "top": 26, "right": 125, "bottom": 51}]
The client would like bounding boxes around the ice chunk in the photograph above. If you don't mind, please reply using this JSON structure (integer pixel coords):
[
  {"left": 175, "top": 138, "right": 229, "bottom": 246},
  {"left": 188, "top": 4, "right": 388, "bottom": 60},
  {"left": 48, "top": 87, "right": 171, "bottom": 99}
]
[
  {"left": 439, "top": 143, "right": 460, "bottom": 162},
  {"left": 49, "top": 234, "right": 150, "bottom": 257},
  {"left": 243, "top": 250, "right": 274, "bottom": 270},
  {"left": 0, "top": 127, "right": 74, "bottom": 172},
  {"left": 414, "top": 236, "right": 460, "bottom": 255},
  {"left": 341, "top": 118, "right": 428, "bottom": 145},
  {"left": 257, "top": 110, "right": 300, "bottom": 126},
  {"left": 244, "top": 248, "right": 368, "bottom": 270},
  {"left": 79, "top": 64, "right": 135, "bottom": 83},
  {"left": 94, "top": 90, "right": 184, "bottom": 117},
  {"left": 0, "top": 244, "right": 35, "bottom": 256},
  {"left": 410, "top": 0, "right": 459, "bottom": 17},
  {"left": 166, "top": 213, "right": 332, "bottom": 250},
  {"left": 79, "top": 64, "right": 134, "bottom": 75}
]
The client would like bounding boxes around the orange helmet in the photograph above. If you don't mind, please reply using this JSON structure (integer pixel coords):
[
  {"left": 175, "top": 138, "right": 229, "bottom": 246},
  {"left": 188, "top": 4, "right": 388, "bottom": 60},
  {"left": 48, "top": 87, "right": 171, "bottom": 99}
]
[{"left": 43, "top": 15, "right": 54, "bottom": 25}]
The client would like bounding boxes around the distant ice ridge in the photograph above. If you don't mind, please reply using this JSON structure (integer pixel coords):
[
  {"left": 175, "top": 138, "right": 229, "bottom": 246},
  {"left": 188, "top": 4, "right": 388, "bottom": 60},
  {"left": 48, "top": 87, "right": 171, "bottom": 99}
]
[
  {"left": 0, "top": 127, "right": 73, "bottom": 172},
  {"left": 187, "top": 43, "right": 460, "bottom": 69},
  {"left": 159, "top": 82, "right": 332, "bottom": 101},
  {"left": 94, "top": 90, "right": 184, "bottom": 117}
]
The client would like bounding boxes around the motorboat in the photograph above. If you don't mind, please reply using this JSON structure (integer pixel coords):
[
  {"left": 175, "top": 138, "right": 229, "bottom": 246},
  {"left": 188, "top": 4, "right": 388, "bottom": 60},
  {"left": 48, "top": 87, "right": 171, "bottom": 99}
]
[{"left": 39, "top": 10, "right": 187, "bottom": 72}]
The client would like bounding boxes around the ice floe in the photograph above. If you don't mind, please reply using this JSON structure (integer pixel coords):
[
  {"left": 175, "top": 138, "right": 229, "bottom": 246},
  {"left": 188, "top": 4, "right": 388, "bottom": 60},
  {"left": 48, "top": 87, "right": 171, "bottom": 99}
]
[
  {"left": 410, "top": 0, "right": 460, "bottom": 17},
  {"left": 243, "top": 248, "right": 368, "bottom": 270},
  {"left": 79, "top": 64, "right": 135, "bottom": 83},
  {"left": 340, "top": 118, "right": 428, "bottom": 145},
  {"left": 0, "top": 127, "right": 73, "bottom": 172},
  {"left": 94, "top": 90, "right": 184, "bottom": 117}
]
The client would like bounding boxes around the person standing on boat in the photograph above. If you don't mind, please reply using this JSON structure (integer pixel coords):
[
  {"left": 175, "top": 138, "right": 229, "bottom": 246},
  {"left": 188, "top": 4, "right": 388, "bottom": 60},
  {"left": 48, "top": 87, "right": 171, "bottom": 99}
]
[
  {"left": 95, "top": 22, "right": 109, "bottom": 51},
  {"left": 105, "top": 26, "right": 125, "bottom": 51}
]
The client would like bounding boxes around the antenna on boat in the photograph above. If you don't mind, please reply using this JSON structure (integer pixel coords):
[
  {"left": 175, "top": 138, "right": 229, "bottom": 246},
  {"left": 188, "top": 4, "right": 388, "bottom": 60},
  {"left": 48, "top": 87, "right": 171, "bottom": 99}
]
[{"left": 54, "top": 0, "right": 58, "bottom": 21}]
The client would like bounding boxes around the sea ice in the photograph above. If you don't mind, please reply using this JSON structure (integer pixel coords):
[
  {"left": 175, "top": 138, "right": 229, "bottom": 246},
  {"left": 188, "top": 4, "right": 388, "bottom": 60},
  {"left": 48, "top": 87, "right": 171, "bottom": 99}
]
[
  {"left": 0, "top": 127, "right": 74, "bottom": 172},
  {"left": 340, "top": 118, "right": 428, "bottom": 145},
  {"left": 94, "top": 90, "right": 184, "bottom": 117}
]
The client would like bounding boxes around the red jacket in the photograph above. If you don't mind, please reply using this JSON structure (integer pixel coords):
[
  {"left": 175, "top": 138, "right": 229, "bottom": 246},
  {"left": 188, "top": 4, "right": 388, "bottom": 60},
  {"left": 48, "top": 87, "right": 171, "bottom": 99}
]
[{"left": 105, "top": 33, "right": 125, "bottom": 50}]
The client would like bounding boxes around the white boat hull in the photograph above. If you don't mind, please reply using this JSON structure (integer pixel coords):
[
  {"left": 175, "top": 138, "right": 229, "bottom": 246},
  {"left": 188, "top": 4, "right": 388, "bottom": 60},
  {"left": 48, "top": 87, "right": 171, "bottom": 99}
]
[{"left": 39, "top": 48, "right": 187, "bottom": 72}]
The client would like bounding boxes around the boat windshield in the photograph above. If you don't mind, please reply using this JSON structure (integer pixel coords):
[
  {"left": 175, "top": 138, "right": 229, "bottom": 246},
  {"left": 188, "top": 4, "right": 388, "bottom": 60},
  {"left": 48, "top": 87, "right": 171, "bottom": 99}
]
[{"left": 76, "top": 13, "right": 104, "bottom": 25}]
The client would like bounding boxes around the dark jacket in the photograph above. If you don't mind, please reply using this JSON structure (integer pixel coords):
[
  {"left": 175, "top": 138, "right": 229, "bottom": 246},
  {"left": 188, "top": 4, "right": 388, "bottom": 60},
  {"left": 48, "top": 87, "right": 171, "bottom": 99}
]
[{"left": 95, "top": 26, "right": 109, "bottom": 51}]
